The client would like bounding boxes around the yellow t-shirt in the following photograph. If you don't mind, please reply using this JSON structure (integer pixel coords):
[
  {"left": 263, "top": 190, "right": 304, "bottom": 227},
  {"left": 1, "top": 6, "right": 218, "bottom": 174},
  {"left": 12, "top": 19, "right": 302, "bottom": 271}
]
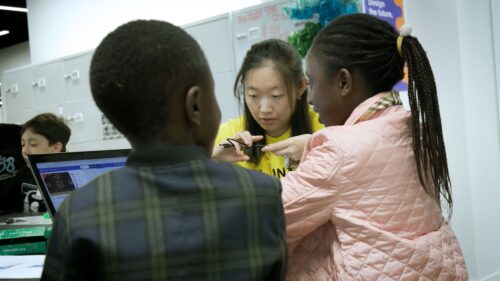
[{"left": 214, "top": 106, "right": 324, "bottom": 178}]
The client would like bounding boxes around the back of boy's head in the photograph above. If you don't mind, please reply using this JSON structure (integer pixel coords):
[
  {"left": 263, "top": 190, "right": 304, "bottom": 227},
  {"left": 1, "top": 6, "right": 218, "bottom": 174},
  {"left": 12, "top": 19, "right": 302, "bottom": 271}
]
[
  {"left": 21, "top": 113, "right": 71, "bottom": 152},
  {"left": 90, "top": 20, "right": 211, "bottom": 145}
]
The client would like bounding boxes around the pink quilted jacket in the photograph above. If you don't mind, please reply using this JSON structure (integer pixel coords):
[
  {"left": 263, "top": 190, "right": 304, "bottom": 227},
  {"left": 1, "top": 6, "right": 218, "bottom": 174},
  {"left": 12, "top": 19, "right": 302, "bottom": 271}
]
[{"left": 282, "top": 93, "right": 468, "bottom": 280}]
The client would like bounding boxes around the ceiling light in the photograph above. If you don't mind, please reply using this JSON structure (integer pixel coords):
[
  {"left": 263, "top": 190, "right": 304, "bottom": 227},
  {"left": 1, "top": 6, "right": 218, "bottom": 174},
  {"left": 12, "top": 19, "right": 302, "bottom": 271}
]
[
  {"left": 0, "top": 30, "right": 10, "bottom": 36},
  {"left": 0, "top": 6, "right": 28, "bottom": 12}
]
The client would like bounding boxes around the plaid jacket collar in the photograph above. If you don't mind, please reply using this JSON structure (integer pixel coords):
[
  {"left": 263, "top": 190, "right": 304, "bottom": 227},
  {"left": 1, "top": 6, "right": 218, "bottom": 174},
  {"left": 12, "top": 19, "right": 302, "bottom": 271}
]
[
  {"left": 345, "top": 91, "right": 402, "bottom": 125},
  {"left": 126, "top": 145, "right": 209, "bottom": 167}
]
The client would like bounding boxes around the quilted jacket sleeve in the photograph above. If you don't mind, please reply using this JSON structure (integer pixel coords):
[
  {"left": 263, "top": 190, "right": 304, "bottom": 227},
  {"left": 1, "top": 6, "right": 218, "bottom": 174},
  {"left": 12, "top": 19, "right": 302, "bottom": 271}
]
[{"left": 281, "top": 131, "right": 342, "bottom": 248}]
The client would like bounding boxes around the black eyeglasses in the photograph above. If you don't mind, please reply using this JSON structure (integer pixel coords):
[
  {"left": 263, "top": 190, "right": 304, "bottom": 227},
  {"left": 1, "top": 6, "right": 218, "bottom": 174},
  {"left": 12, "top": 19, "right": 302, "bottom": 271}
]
[{"left": 220, "top": 138, "right": 266, "bottom": 152}]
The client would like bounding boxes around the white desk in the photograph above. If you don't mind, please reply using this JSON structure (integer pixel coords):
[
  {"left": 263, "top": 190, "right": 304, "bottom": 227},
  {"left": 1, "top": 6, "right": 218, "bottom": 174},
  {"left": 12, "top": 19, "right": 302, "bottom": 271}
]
[{"left": 0, "top": 255, "right": 44, "bottom": 280}]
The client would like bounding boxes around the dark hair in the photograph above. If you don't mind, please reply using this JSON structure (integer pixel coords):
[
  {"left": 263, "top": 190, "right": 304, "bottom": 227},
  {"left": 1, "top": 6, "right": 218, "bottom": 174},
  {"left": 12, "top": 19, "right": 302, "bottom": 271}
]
[
  {"left": 234, "top": 39, "right": 311, "bottom": 164},
  {"left": 21, "top": 113, "right": 71, "bottom": 152},
  {"left": 90, "top": 20, "right": 210, "bottom": 144},
  {"left": 310, "top": 13, "right": 452, "bottom": 214}
]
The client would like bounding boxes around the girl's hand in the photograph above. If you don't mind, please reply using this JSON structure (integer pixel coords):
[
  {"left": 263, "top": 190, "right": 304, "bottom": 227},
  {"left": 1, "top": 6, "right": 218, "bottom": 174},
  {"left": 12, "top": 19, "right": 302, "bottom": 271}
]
[
  {"left": 212, "top": 131, "right": 263, "bottom": 162},
  {"left": 260, "top": 134, "right": 311, "bottom": 161}
]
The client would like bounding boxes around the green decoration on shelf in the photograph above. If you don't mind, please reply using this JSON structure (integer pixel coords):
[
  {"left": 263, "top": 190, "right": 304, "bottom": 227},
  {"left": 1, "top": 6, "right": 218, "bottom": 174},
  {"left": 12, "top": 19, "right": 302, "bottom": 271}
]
[{"left": 287, "top": 22, "right": 322, "bottom": 58}]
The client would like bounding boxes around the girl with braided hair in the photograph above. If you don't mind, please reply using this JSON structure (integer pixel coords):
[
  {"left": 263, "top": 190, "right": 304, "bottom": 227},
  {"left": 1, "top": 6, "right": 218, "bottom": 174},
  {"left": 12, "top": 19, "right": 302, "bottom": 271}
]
[{"left": 281, "top": 13, "right": 468, "bottom": 280}]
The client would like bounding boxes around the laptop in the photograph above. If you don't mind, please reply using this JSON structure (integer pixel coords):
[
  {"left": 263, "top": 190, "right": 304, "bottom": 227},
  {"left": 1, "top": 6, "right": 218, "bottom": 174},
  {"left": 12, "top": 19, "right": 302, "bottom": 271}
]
[{"left": 26, "top": 149, "right": 130, "bottom": 218}]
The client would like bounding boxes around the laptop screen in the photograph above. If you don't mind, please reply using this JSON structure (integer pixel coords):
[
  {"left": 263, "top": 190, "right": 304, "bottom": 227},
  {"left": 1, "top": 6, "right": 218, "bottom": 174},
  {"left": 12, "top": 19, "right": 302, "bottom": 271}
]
[{"left": 27, "top": 149, "right": 130, "bottom": 217}]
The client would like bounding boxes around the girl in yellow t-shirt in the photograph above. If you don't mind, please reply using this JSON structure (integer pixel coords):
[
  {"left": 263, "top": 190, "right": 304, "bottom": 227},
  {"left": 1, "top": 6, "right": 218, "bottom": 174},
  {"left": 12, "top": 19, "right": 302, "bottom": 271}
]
[{"left": 212, "top": 39, "right": 323, "bottom": 178}]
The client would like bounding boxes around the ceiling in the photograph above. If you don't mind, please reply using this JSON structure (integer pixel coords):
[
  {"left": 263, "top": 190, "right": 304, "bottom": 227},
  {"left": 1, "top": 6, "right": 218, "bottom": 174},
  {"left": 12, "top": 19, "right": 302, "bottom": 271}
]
[{"left": 0, "top": 0, "right": 28, "bottom": 50}]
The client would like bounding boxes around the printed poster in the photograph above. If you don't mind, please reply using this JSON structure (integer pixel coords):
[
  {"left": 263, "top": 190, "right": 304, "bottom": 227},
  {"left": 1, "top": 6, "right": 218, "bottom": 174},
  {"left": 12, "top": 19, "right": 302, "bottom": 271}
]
[{"left": 363, "top": 0, "right": 407, "bottom": 91}]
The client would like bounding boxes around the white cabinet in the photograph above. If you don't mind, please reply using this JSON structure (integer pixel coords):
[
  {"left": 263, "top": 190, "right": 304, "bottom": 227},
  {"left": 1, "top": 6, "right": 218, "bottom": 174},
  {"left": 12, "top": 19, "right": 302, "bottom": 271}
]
[
  {"left": 184, "top": 16, "right": 234, "bottom": 74},
  {"left": 2, "top": 61, "right": 64, "bottom": 112},
  {"left": 214, "top": 71, "right": 239, "bottom": 122},
  {"left": 31, "top": 62, "right": 64, "bottom": 107},
  {"left": 2, "top": 68, "right": 34, "bottom": 111},
  {"left": 62, "top": 99, "right": 102, "bottom": 143},
  {"left": 62, "top": 52, "right": 93, "bottom": 102},
  {"left": 184, "top": 15, "right": 238, "bottom": 122},
  {"left": 6, "top": 108, "right": 35, "bottom": 125},
  {"left": 1, "top": 50, "right": 114, "bottom": 149}
]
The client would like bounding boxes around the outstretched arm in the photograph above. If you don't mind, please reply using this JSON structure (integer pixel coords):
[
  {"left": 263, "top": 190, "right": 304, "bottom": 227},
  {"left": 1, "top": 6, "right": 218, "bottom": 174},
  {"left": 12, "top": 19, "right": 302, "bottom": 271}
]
[
  {"left": 261, "top": 134, "right": 311, "bottom": 161},
  {"left": 281, "top": 134, "right": 341, "bottom": 252}
]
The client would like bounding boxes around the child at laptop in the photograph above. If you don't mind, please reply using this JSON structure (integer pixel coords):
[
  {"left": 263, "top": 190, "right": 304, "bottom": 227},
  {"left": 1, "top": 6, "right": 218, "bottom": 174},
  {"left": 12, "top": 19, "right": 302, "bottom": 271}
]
[
  {"left": 41, "top": 20, "right": 287, "bottom": 281},
  {"left": 0, "top": 114, "right": 70, "bottom": 213},
  {"left": 20, "top": 113, "right": 71, "bottom": 213},
  {"left": 21, "top": 113, "right": 71, "bottom": 157}
]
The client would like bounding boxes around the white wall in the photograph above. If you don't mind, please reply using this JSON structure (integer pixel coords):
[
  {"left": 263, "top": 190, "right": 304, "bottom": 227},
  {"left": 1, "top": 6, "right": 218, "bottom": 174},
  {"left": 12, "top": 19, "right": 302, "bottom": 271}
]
[
  {"left": 0, "top": 42, "right": 31, "bottom": 122},
  {"left": 406, "top": 0, "right": 500, "bottom": 280},
  {"left": 493, "top": 0, "right": 500, "bottom": 132},
  {"left": 27, "top": 0, "right": 264, "bottom": 63},
  {"left": 457, "top": 0, "right": 500, "bottom": 280},
  {"left": 405, "top": 1, "right": 474, "bottom": 276}
]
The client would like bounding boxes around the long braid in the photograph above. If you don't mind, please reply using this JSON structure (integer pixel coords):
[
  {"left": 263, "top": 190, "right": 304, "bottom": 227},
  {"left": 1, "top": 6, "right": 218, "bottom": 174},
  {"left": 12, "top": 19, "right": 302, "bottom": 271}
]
[
  {"left": 403, "top": 37, "right": 452, "bottom": 214},
  {"left": 312, "top": 13, "right": 452, "bottom": 215}
]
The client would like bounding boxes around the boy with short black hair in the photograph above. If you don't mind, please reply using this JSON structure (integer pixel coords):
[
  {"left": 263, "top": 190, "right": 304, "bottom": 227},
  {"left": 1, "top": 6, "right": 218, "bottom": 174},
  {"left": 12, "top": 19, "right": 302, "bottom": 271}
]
[{"left": 41, "top": 19, "right": 287, "bottom": 281}]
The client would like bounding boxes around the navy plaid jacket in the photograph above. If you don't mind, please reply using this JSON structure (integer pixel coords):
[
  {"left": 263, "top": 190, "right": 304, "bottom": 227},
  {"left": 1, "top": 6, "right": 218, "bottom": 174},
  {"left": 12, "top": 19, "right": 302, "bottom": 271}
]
[{"left": 42, "top": 146, "right": 287, "bottom": 281}]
